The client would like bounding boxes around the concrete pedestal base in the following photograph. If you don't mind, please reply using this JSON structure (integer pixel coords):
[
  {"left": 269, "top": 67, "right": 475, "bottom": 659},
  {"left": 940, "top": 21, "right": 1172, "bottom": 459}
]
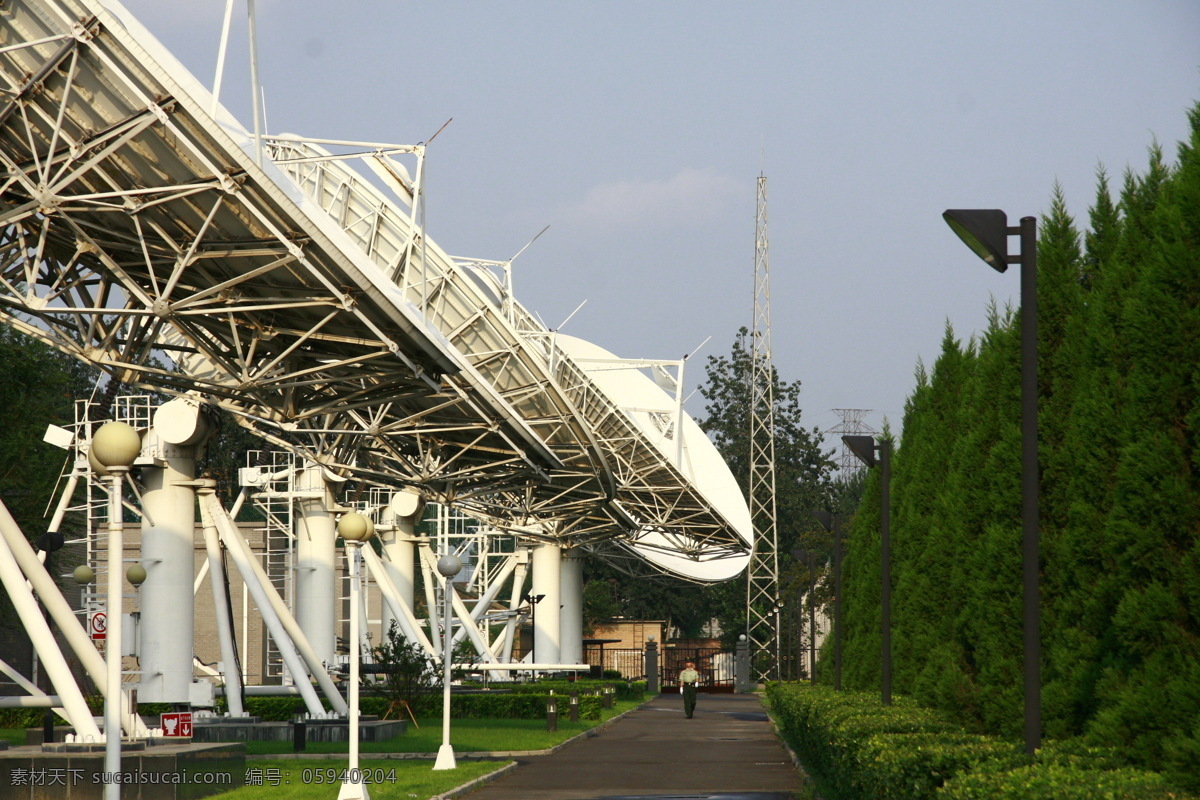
[{"left": 0, "top": 741, "right": 244, "bottom": 799}]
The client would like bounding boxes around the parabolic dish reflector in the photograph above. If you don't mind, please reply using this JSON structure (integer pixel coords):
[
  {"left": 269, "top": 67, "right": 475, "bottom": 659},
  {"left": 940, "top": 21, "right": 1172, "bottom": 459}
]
[
  {"left": 0, "top": 0, "right": 752, "bottom": 579},
  {"left": 269, "top": 138, "right": 753, "bottom": 576},
  {"left": 554, "top": 334, "right": 752, "bottom": 581}
]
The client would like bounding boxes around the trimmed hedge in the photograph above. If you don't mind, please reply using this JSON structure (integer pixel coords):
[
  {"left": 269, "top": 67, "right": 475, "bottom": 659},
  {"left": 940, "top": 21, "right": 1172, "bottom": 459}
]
[
  {"left": 766, "top": 683, "right": 1194, "bottom": 800},
  {"left": 447, "top": 693, "right": 601, "bottom": 720},
  {"left": 506, "top": 680, "right": 645, "bottom": 702},
  {"left": 0, "top": 680, "right": 639, "bottom": 730},
  {"left": 938, "top": 763, "right": 1180, "bottom": 799}
]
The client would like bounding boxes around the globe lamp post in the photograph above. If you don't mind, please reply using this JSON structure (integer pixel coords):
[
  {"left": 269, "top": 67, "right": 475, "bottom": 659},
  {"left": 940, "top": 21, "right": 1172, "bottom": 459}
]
[
  {"left": 90, "top": 420, "right": 141, "bottom": 800},
  {"left": 433, "top": 553, "right": 462, "bottom": 771},
  {"left": 336, "top": 511, "right": 375, "bottom": 800}
]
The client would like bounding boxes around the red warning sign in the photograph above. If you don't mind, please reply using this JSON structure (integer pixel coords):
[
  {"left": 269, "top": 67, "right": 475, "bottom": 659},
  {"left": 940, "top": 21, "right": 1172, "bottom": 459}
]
[
  {"left": 161, "top": 712, "right": 193, "bottom": 738},
  {"left": 89, "top": 611, "right": 106, "bottom": 641}
]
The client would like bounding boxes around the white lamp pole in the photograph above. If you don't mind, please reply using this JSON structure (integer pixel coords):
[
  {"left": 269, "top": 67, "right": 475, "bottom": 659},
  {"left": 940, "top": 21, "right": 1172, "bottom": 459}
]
[
  {"left": 433, "top": 553, "right": 462, "bottom": 771},
  {"left": 337, "top": 512, "right": 375, "bottom": 800},
  {"left": 90, "top": 421, "right": 142, "bottom": 800}
]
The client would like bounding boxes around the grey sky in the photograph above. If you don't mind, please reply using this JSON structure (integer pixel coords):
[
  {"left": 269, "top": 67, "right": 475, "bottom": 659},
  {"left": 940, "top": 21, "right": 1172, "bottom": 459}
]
[{"left": 117, "top": 0, "right": 1200, "bottom": 444}]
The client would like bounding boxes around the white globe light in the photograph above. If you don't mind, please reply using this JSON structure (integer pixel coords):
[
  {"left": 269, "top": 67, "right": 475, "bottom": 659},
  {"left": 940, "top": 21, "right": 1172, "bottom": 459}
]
[
  {"left": 91, "top": 421, "right": 141, "bottom": 468},
  {"left": 436, "top": 554, "right": 462, "bottom": 578},
  {"left": 87, "top": 447, "right": 109, "bottom": 477},
  {"left": 73, "top": 564, "right": 95, "bottom": 584},
  {"left": 337, "top": 512, "right": 375, "bottom": 542}
]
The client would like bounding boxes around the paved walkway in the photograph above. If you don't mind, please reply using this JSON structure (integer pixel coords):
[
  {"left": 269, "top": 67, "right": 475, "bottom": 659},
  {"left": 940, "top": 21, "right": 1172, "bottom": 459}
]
[{"left": 460, "top": 692, "right": 806, "bottom": 800}]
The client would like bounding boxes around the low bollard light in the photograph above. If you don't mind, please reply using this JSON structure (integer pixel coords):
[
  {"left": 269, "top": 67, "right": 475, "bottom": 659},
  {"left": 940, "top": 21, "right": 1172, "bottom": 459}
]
[
  {"left": 292, "top": 706, "right": 307, "bottom": 752},
  {"left": 546, "top": 696, "right": 558, "bottom": 732},
  {"left": 568, "top": 693, "right": 579, "bottom": 723}
]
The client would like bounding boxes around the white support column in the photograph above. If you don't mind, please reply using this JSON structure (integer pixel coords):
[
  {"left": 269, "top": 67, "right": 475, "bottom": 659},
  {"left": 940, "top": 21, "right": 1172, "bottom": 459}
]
[
  {"left": 199, "top": 489, "right": 348, "bottom": 715},
  {"left": 137, "top": 398, "right": 209, "bottom": 704},
  {"left": 295, "top": 463, "right": 338, "bottom": 669},
  {"left": 378, "top": 490, "right": 421, "bottom": 641},
  {"left": 531, "top": 542, "right": 562, "bottom": 665},
  {"left": 360, "top": 546, "right": 435, "bottom": 655},
  {"left": 559, "top": 549, "right": 584, "bottom": 665},
  {"left": 0, "top": 499, "right": 146, "bottom": 737}
]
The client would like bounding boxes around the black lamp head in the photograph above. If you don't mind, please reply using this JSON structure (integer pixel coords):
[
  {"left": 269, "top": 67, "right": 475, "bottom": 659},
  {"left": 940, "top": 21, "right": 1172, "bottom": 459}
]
[
  {"left": 37, "top": 531, "right": 65, "bottom": 553},
  {"left": 943, "top": 209, "right": 1010, "bottom": 273},
  {"left": 842, "top": 435, "right": 877, "bottom": 467},
  {"left": 791, "top": 548, "right": 816, "bottom": 566}
]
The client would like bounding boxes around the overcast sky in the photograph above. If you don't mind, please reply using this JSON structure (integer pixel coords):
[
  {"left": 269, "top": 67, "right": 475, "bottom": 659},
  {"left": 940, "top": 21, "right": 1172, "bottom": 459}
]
[{"left": 116, "top": 0, "right": 1199, "bottom": 450}]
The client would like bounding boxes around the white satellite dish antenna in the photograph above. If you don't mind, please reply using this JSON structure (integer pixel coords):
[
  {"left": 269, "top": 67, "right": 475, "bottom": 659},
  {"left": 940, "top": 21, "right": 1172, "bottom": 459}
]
[
  {"left": 0, "top": 0, "right": 751, "bottom": 579},
  {"left": 553, "top": 334, "right": 751, "bottom": 581}
]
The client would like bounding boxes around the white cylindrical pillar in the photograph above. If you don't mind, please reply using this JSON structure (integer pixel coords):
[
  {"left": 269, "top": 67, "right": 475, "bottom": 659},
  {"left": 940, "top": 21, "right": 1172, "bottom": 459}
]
[
  {"left": 137, "top": 424, "right": 202, "bottom": 703},
  {"left": 295, "top": 464, "right": 338, "bottom": 669},
  {"left": 531, "top": 542, "right": 562, "bottom": 665},
  {"left": 559, "top": 549, "right": 584, "bottom": 665},
  {"left": 379, "top": 490, "right": 422, "bottom": 641}
]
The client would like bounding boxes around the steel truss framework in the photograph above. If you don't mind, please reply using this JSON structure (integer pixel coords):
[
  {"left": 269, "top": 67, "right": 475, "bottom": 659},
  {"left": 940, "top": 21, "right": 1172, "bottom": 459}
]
[
  {"left": 747, "top": 174, "right": 779, "bottom": 680},
  {"left": 0, "top": 0, "right": 748, "bottom": 575},
  {"left": 268, "top": 138, "right": 749, "bottom": 570}
]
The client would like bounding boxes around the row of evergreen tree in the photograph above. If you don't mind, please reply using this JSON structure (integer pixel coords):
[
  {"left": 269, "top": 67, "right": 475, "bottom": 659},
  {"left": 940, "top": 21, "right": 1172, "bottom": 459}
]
[{"left": 836, "top": 102, "right": 1200, "bottom": 783}]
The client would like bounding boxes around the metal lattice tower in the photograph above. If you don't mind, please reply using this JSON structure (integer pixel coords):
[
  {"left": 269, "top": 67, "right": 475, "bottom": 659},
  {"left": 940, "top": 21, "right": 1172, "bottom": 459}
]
[
  {"left": 827, "top": 409, "right": 879, "bottom": 479},
  {"left": 747, "top": 174, "right": 780, "bottom": 682}
]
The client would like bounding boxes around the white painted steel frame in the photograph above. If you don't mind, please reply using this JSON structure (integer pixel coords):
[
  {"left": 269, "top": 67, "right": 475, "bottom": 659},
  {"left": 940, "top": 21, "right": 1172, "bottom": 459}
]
[
  {"left": 0, "top": 0, "right": 750, "bottom": 584},
  {"left": 0, "top": 0, "right": 581, "bottom": 527},
  {"left": 270, "top": 138, "right": 751, "bottom": 570}
]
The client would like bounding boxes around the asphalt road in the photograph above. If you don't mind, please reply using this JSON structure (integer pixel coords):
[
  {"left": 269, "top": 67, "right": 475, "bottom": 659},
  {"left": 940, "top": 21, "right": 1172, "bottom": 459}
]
[{"left": 461, "top": 692, "right": 805, "bottom": 800}]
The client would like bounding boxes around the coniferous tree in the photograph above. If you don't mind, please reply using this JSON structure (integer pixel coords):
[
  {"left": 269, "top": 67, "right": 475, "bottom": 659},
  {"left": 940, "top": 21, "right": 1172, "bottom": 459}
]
[{"left": 833, "top": 101, "right": 1200, "bottom": 787}]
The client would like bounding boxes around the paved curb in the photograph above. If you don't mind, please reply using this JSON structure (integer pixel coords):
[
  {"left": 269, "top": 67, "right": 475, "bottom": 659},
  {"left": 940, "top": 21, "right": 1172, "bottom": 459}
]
[
  {"left": 761, "top": 693, "right": 826, "bottom": 800},
  {"left": 431, "top": 761, "right": 519, "bottom": 800}
]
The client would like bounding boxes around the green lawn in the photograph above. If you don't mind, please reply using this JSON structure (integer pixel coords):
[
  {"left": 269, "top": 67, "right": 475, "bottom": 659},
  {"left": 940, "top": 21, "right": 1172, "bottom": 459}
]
[
  {"left": 3, "top": 700, "right": 641, "bottom": 799},
  {"left": 213, "top": 759, "right": 508, "bottom": 800},
  {"left": 242, "top": 699, "right": 639, "bottom": 756}
]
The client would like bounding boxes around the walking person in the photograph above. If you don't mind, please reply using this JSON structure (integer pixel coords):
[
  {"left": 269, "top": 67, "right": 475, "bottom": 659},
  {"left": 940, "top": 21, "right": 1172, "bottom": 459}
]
[{"left": 679, "top": 661, "right": 700, "bottom": 718}]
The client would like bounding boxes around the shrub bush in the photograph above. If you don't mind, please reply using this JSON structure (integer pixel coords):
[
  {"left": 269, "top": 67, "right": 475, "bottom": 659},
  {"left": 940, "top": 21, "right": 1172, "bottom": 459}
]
[
  {"left": 766, "top": 683, "right": 1195, "bottom": 800},
  {"left": 937, "top": 763, "right": 1180, "bottom": 799},
  {"left": 446, "top": 692, "right": 601, "bottom": 720}
]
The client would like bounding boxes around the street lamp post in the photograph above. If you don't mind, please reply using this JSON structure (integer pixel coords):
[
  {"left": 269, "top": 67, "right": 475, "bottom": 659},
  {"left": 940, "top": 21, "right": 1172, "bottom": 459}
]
[
  {"left": 789, "top": 549, "right": 818, "bottom": 685},
  {"left": 843, "top": 435, "right": 891, "bottom": 705},
  {"left": 812, "top": 511, "right": 844, "bottom": 691},
  {"left": 521, "top": 592, "right": 545, "bottom": 663},
  {"left": 943, "top": 208, "right": 1040, "bottom": 755},
  {"left": 336, "top": 512, "right": 375, "bottom": 800},
  {"left": 433, "top": 553, "right": 462, "bottom": 771}
]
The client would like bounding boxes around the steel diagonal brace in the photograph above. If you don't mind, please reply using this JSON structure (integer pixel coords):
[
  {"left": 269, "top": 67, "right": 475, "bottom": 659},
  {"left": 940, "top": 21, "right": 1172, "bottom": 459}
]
[
  {"left": 417, "top": 544, "right": 503, "bottom": 672},
  {"left": 199, "top": 488, "right": 348, "bottom": 715},
  {"left": 0, "top": 36, "right": 79, "bottom": 129}
]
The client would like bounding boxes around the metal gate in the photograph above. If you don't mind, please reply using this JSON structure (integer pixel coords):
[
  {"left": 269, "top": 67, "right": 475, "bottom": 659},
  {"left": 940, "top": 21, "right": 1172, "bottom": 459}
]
[{"left": 662, "top": 646, "right": 735, "bottom": 692}]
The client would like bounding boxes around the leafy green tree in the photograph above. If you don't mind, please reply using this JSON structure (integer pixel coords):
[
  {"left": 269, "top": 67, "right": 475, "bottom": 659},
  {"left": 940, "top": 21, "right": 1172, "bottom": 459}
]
[
  {"left": 0, "top": 324, "right": 97, "bottom": 539},
  {"left": 368, "top": 621, "right": 441, "bottom": 721},
  {"left": 698, "top": 327, "right": 837, "bottom": 645}
]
